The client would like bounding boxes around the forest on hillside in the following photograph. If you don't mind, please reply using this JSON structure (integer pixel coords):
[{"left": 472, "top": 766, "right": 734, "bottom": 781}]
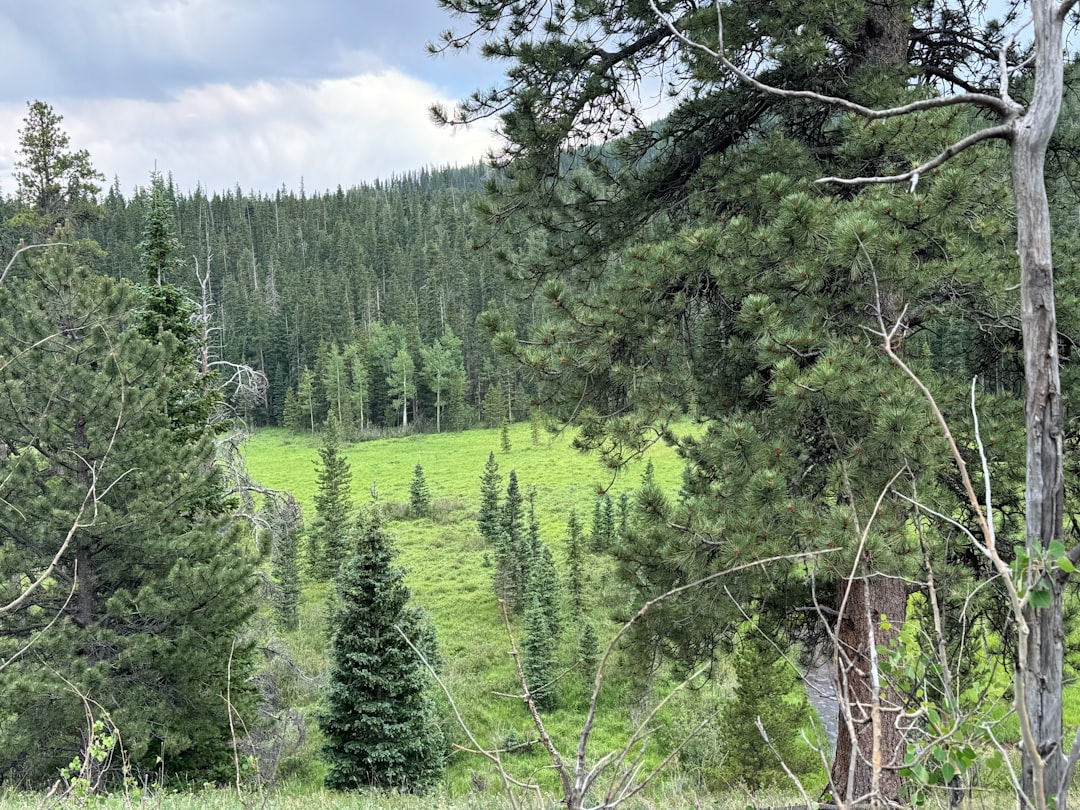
[
  {"left": 1, "top": 154, "right": 537, "bottom": 436},
  {"left": 9, "top": 0, "right": 1080, "bottom": 804}
]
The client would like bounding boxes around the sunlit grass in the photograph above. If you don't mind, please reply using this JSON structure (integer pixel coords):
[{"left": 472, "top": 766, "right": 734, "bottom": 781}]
[{"left": 241, "top": 423, "right": 697, "bottom": 799}]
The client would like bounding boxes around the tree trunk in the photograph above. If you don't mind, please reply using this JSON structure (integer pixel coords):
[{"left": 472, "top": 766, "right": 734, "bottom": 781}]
[
  {"left": 1011, "top": 2, "right": 1068, "bottom": 807},
  {"left": 830, "top": 575, "right": 907, "bottom": 808}
]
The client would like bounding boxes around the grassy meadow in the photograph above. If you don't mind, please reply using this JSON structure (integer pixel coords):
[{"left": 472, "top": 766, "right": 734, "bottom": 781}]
[
  {"left": 16, "top": 422, "right": 1076, "bottom": 809},
  {"left": 239, "top": 422, "right": 750, "bottom": 804}
]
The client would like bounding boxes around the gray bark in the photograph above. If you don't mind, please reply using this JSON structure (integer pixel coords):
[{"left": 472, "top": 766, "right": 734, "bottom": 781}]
[{"left": 1014, "top": 2, "right": 1069, "bottom": 805}]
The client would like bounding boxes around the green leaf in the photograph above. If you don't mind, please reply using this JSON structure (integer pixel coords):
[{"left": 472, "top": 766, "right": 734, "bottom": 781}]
[
  {"left": 1031, "top": 587, "right": 1052, "bottom": 609},
  {"left": 941, "top": 763, "right": 956, "bottom": 784}
]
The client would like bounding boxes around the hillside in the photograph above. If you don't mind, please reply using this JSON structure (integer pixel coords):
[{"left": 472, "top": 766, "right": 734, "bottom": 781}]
[{"left": 240, "top": 421, "right": 836, "bottom": 804}]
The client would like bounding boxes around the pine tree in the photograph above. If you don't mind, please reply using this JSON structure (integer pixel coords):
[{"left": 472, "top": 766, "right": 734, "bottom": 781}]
[
  {"left": 321, "top": 509, "right": 444, "bottom": 792},
  {"left": 500, "top": 419, "right": 512, "bottom": 453},
  {"left": 309, "top": 421, "right": 352, "bottom": 579},
  {"left": 10, "top": 100, "right": 103, "bottom": 235},
  {"left": 477, "top": 451, "right": 502, "bottom": 546},
  {"left": 409, "top": 461, "right": 432, "bottom": 518},
  {"left": 0, "top": 251, "right": 258, "bottom": 782}
]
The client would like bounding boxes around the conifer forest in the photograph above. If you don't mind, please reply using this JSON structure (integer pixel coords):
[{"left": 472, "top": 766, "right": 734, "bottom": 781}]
[{"left": 5, "top": 0, "right": 1080, "bottom": 807}]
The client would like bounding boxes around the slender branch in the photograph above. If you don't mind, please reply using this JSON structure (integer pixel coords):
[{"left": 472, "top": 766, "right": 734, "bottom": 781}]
[
  {"left": 817, "top": 124, "right": 1014, "bottom": 188},
  {"left": 648, "top": 1, "right": 1010, "bottom": 118},
  {"left": 396, "top": 626, "right": 529, "bottom": 807},
  {"left": 0, "top": 243, "right": 68, "bottom": 285}
]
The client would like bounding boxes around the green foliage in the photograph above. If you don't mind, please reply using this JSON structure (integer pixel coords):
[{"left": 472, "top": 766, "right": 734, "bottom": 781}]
[
  {"left": 409, "top": 462, "right": 432, "bottom": 518},
  {"left": 10, "top": 100, "right": 103, "bottom": 235},
  {"left": 309, "top": 423, "right": 353, "bottom": 579},
  {"left": 589, "top": 493, "right": 614, "bottom": 553},
  {"left": 477, "top": 451, "right": 502, "bottom": 546},
  {"left": 522, "top": 591, "right": 558, "bottom": 712},
  {"left": 0, "top": 251, "right": 258, "bottom": 784},
  {"left": 564, "top": 509, "right": 586, "bottom": 612},
  {"left": 494, "top": 470, "right": 528, "bottom": 611},
  {"left": 500, "top": 420, "right": 512, "bottom": 454},
  {"left": 715, "top": 634, "right": 823, "bottom": 791},
  {"left": 578, "top": 621, "right": 599, "bottom": 679},
  {"left": 272, "top": 519, "right": 302, "bottom": 630},
  {"left": 321, "top": 509, "right": 444, "bottom": 793}
]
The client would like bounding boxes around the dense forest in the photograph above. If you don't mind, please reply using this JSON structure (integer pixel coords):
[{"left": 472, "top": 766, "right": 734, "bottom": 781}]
[{"left": 74, "top": 166, "right": 534, "bottom": 434}]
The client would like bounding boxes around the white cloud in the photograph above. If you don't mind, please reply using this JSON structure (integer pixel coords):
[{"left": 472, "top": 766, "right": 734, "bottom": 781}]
[{"left": 0, "top": 69, "right": 500, "bottom": 196}]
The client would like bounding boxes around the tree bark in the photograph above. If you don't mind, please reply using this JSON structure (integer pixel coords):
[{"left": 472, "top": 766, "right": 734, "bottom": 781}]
[
  {"left": 1013, "top": 3, "right": 1068, "bottom": 806},
  {"left": 830, "top": 575, "right": 907, "bottom": 808}
]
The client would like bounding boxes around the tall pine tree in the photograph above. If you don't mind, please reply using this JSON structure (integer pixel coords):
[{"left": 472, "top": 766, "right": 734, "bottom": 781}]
[{"left": 0, "top": 251, "right": 258, "bottom": 782}]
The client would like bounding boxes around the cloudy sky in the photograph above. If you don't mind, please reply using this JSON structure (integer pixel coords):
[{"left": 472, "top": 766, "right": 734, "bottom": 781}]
[{"left": 0, "top": 0, "right": 504, "bottom": 196}]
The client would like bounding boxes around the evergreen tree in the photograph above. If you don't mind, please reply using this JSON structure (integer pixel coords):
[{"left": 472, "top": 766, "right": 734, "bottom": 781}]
[
  {"left": 321, "top": 509, "right": 444, "bottom": 792},
  {"left": 578, "top": 621, "right": 599, "bottom": 679},
  {"left": 134, "top": 171, "right": 216, "bottom": 441},
  {"left": 530, "top": 408, "right": 542, "bottom": 446},
  {"left": 439, "top": 0, "right": 1056, "bottom": 800},
  {"left": 564, "top": 509, "right": 586, "bottom": 613},
  {"left": 494, "top": 470, "right": 527, "bottom": 610},
  {"left": 589, "top": 494, "right": 614, "bottom": 553},
  {"left": 477, "top": 451, "right": 502, "bottom": 545},
  {"left": 500, "top": 419, "right": 512, "bottom": 453},
  {"left": 522, "top": 591, "right": 557, "bottom": 712},
  {"left": 409, "top": 461, "right": 432, "bottom": 518},
  {"left": 10, "top": 100, "right": 103, "bottom": 235},
  {"left": 0, "top": 252, "right": 258, "bottom": 782},
  {"left": 272, "top": 519, "right": 302, "bottom": 630},
  {"left": 525, "top": 487, "right": 561, "bottom": 642},
  {"left": 309, "top": 421, "right": 353, "bottom": 579},
  {"left": 716, "top": 634, "right": 822, "bottom": 790}
]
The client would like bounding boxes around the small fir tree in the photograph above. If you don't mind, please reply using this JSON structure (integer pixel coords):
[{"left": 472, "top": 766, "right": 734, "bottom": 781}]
[
  {"left": 716, "top": 633, "right": 822, "bottom": 790},
  {"left": 526, "top": 488, "right": 561, "bottom": 642},
  {"left": 500, "top": 419, "right": 512, "bottom": 453},
  {"left": 494, "top": 470, "right": 528, "bottom": 611},
  {"left": 309, "top": 421, "right": 352, "bottom": 579},
  {"left": 522, "top": 591, "right": 557, "bottom": 712},
  {"left": 409, "top": 462, "right": 432, "bottom": 518},
  {"left": 589, "top": 493, "right": 615, "bottom": 552},
  {"left": 564, "top": 509, "right": 586, "bottom": 612},
  {"left": 617, "top": 492, "right": 630, "bottom": 543},
  {"left": 578, "top": 621, "right": 599, "bottom": 679},
  {"left": 477, "top": 451, "right": 501, "bottom": 545},
  {"left": 530, "top": 409, "right": 542, "bottom": 446},
  {"left": 321, "top": 509, "right": 444, "bottom": 792},
  {"left": 271, "top": 522, "right": 301, "bottom": 630}
]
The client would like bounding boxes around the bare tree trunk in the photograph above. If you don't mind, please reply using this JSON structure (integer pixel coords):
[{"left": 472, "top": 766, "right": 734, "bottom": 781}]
[
  {"left": 1011, "top": 1, "right": 1068, "bottom": 807},
  {"left": 830, "top": 575, "right": 906, "bottom": 808}
]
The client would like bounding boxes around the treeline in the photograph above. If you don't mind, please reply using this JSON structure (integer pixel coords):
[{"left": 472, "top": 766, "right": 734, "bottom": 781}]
[{"left": 79, "top": 165, "right": 535, "bottom": 434}]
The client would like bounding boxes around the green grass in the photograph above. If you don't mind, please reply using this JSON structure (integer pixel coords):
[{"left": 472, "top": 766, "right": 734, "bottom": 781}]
[{"left": 242, "top": 423, "right": 706, "bottom": 799}]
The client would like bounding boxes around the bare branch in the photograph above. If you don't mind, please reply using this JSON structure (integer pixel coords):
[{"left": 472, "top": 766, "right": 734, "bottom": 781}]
[
  {"left": 0, "top": 243, "right": 68, "bottom": 285},
  {"left": 648, "top": 1, "right": 1010, "bottom": 118},
  {"left": 817, "top": 124, "right": 1014, "bottom": 187}
]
